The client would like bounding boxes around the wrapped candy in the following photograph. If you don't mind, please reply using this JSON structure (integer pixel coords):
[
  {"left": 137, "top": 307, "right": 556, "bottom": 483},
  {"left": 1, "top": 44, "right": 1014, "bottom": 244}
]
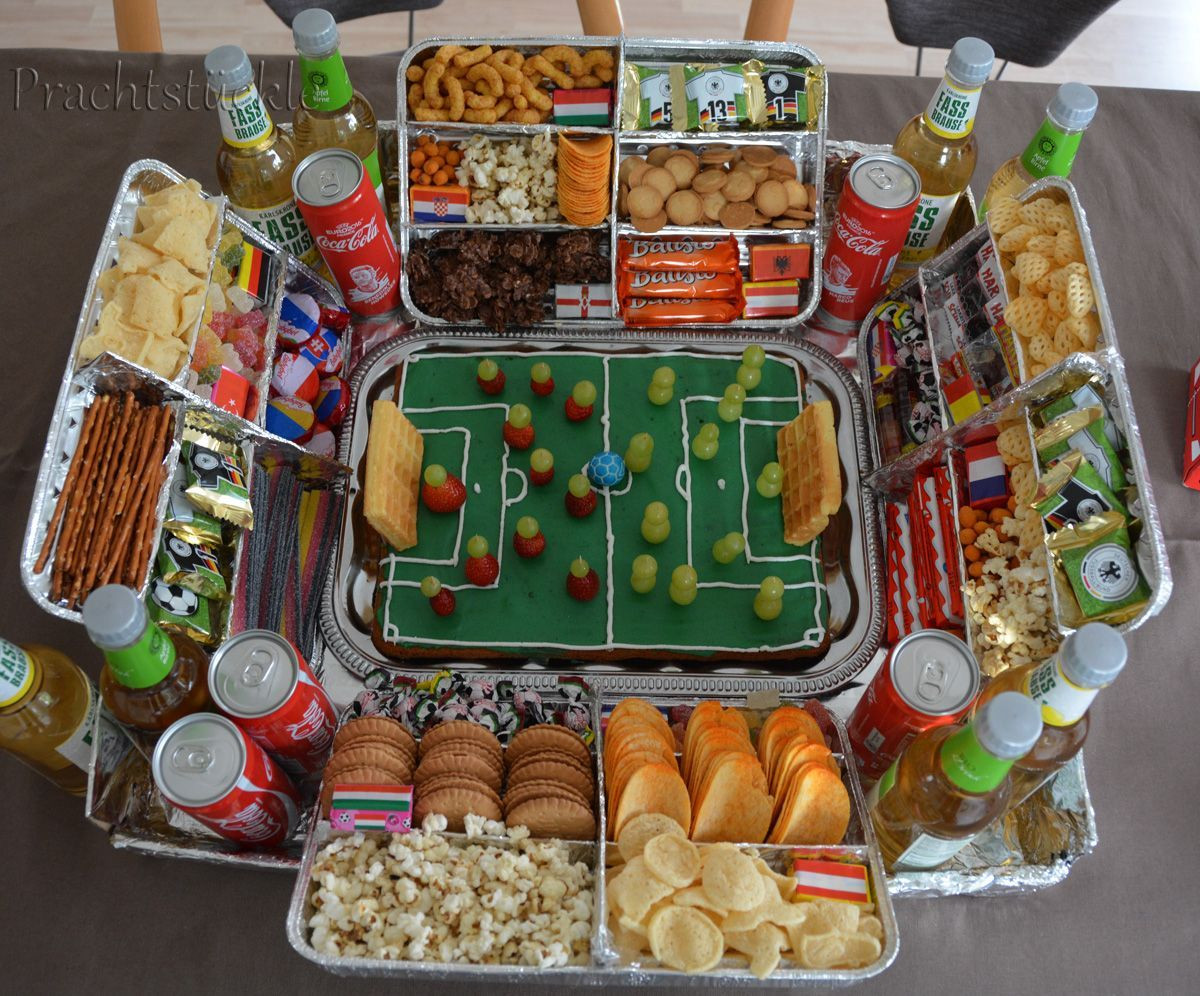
[
  {"left": 298, "top": 328, "right": 343, "bottom": 376},
  {"left": 265, "top": 395, "right": 315, "bottom": 443},
  {"left": 277, "top": 291, "right": 320, "bottom": 348},
  {"left": 314, "top": 376, "right": 350, "bottom": 426},
  {"left": 270, "top": 352, "right": 319, "bottom": 403}
]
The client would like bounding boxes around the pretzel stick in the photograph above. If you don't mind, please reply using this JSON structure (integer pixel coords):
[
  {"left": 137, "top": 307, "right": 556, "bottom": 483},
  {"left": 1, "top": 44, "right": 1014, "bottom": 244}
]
[
  {"left": 36, "top": 394, "right": 108, "bottom": 573},
  {"left": 123, "top": 458, "right": 167, "bottom": 588},
  {"left": 112, "top": 408, "right": 173, "bottom": 587},
  {"left": 62, "top": 393, "right": 131, "bottom": 576}
]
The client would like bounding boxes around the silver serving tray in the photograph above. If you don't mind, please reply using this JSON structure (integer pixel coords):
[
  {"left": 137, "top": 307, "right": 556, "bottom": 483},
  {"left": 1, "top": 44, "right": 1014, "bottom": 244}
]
[
  {"left": 285, "top": 687, "right": 898, "bottom": 985},
  {"left": 320, "top": 329, "right": 883, "bottom": 693},
  {"left": 395, "top": 36, "right": 827, "bottom": 331}
]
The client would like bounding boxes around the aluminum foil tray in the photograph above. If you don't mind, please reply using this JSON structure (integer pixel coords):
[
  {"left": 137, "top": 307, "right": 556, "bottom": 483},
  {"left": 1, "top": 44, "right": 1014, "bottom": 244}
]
[
  {"left": 285, "top": 687, "right": 898, "bottom": 984},
  {"left": 395, "top": 36, "right": 827, "bottom": 332},
  {"left": 320, "top": 328, "right": 883, "bottom": 694}
]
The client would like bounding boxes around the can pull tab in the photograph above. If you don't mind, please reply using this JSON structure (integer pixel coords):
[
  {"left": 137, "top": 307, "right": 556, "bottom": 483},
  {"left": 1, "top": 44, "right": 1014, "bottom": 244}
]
[
  {"left": 317, "top": 167, "right": 344, "bottom": 198},
  {"left": 241, "top": 647, "right": 277, "bottom": 687},
  {"left": 864, "top": 165, "right": 895, "bottom": 192},
  {"left": 914, "top": 658, "right": 948, "bottom": 703},
  {"left": 172, "top": 744, "right": 213, "bottom": 773}
]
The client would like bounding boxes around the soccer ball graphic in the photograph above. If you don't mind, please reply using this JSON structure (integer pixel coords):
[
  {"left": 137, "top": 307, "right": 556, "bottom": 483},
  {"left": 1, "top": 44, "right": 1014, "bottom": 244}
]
[
  {"left": 152, "top": 580, "right": 199, "bottom": 617},
  {"left": 587, "top": 450, "right": 626, "bottom": 488}
]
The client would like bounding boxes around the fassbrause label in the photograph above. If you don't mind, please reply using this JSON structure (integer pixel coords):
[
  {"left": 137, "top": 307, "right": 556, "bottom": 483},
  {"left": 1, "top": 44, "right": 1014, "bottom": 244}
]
[
  {"left": 0, "top": 639, "right": 34, "bottom": 706},
  {"left": 922, "top": 76, "right": 982, "bottom": 140},
  {"left": 234, "top": 199, "right": 319, "bottom": 266},
  {"left": 54, "top": 678, "right": 97, "bottom": 771},
  {"left": 893, "top": 830, "right": 975, "bottom": 870},
  {"left": 218, "top": 87, "right": 274, "bottom": 148},
  {"left": 1026, "top": 657, "right": 1098, "bottom": 727},
  {"left": 901, "top": 191, "right": 961, "bottom": 263}
]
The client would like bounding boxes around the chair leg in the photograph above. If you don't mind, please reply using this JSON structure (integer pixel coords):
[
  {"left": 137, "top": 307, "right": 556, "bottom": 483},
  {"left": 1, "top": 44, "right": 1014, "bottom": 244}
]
[
  {"left": 995, "top": 59, "right": 1009, "bottom": 80},
  {"left": 915, "top": 46, "right": 923, "bottom": 76},
  {"left": 408, "top": 10, "right": 414, "bottom": 49}
]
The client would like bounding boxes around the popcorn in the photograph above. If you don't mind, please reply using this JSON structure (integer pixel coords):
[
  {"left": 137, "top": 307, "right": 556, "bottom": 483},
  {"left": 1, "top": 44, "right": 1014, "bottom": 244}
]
[
  {"left": 308, "top": 829, "right": 592, "bottom": 966},
  {"left": 457, "top": 134, "right": 561, "bottom": 225}
]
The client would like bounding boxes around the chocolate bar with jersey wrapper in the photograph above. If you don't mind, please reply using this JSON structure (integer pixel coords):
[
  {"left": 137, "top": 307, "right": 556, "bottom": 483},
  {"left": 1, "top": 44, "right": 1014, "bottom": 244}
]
[
  {"left": 669, "top": 61, "right": 767, "bottom": 131},
  {"left": 163, "top": 463, "right": 224, "bottom": 547},
  {"left": 1047, "top": 510, "right": 1150, "bottom": 625},
  {"left": 147, "top": 574, "right": 219, "bottom": 646},
  {"left": 1035, "top": 406, "right": 1127, "bottom": 491},
  {"left": 156, "top": 532, "right": 227, "bottom": 600},
  {"left": 620, "top": 62, "right": 674, "bottom": 129},
  {"left": 1032, "top": 449, "right": 1127, "bottom": 530},
  {"left": 182, "top": 423, "right": 253, "bottom": 529}
]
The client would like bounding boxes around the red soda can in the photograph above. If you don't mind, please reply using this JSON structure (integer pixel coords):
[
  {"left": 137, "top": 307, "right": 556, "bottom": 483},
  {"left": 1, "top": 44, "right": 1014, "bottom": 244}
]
[
  {"left": 152, "top": 713, "right": 301, "bottom": 848},
  {"left": 815, "top": 153, "right": 920, "bottom": 333},
  {"left": 847, "top": 629, "right": 980, "bottom": 781},
  {"left": 207, "top": 630, "right": 335, "bottom": 778},
  {"left": 293, "top": 148, "right": 400, "bottom": 316}
]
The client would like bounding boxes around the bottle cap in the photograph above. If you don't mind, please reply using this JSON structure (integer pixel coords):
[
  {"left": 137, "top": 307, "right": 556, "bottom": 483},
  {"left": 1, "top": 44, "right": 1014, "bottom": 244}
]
[
  {"left": 1061, "top": 622, "right": 1126, "bottom": 688},
  {"left": 945, "top": 37, "right": 995, "bottom": 88},
  {"left": 293, "top": 8, "right": 340, "bottom": 57},
  {"left": 1048, "top": 82, "right": 1099, "bottom": 131},
  {"left": 974, "top": 691, "right": 1042, "bottom": 759},
  {"left": 204, "top": 45, "right": 254, "bottom": 94},
  {"left": 83, "top": 585, "right": 148, "bottom": 651}
]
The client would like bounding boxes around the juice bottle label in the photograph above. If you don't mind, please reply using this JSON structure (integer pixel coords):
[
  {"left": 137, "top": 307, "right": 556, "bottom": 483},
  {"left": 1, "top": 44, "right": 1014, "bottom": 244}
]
[
  {"left": 940, "top": 723, "right": 1013, "bottom": 793},
  {"left": 1020, "top": 120, "right": 1083, "bottom": 180},
  {"left": 363, "top": 147, "right": 385, "bottom": 205},
  {"left": 1026, "top": 657, "right": 1099, "bottom": 727},
  {"left": 922, "top": 76, "right": 981, "bottom": 140},
  {"left": 233, "top": 199, "right": 319, "bottom": 267},
  {"left": 893, "top": 829, "right": 975, "bottom": 870},
  {"left": 900, "top": 190, "right": 961, "bottom": 264},
  {"left": 217, "top": 88, "right": 274, "bottom": 149},
  {"left": 300, "top": 51, "right": 354, "bottom": 112},
  {"left": 54, "top": 678, "right": 98, "bottom": 772},
  {"left": 0, "top": 639, "right": 34, "bottom": 707}
]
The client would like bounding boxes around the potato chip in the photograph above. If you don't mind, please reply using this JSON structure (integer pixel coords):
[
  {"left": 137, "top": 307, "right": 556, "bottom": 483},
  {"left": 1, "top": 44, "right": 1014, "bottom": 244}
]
[
  {"left": 617, "top": 812, "right": 687, "bottom": 862},
  {"left": 609, "top": 855, "right": 675, "bottom": 922},
  {"left": 1054, "top": 228, "right": 1085, "bottom": 265},
  {"left": 985, "top": 195, "right": 1021, "bottom": 235},
  {"left": 858, "top": 914, "right": 884, "bottom": 940},
  {"left": 671, "top": 885, "right": 728, "bottom": 917},
  {"left": 612, "top": 762, "right": 691, "bottom": 840},
  {"left": 609, "top": 920, "right": 649, "bottom": 956},
  {"left": 1024, "top": 233, "right": 1057, "bottom": 258},
  {"left": 700, "top": 844, "right": 763, "bottom": 911},
  {"left": 115, "top": 236, "right": 165, "bottom": 274},
  {"left": 767, "top": 761, "right": 850, "bottom": 845},
  {"left": 1018, "top": 197, "right": 1058, "bottom": 233},
  {"left": 810, "top": 898, "right": 859, "bottom": 934},
  {"left": 1012, "top": 251, "right": 1050, "bottom": 286},
  {"left": 839, "top": 933, "right": 883, "bottom": 967},
  {"left": 724, "top": 923, "right": 787, "bottom": 979},
  {"left": 1004, "top": 295, "right": 1049, "bottom": 339},
  {"left": 798, "top": 931, "right": 847, "bottom": 969},
  {"left": 752, "top": 857, "right": 798, "bottom": 901},
  {"left": 643, "top": 832, "right": 700, "bottom": 888},
  {"left": 690, "top": 754, "right": 773, "bottom": 843},
  {"left": 647, "top": 905, "right": 725, "bottom": 974},
  {"left": 1066, "top": 270, "right": 1094, "bottom": 317},
  {"left": 997, "top": 223, "right": 1036, "bottom": 253}
]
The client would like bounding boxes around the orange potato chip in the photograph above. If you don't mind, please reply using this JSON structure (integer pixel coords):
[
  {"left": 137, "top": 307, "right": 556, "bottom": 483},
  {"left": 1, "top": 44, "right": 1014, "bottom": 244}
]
[
  {"left": 612, "top": 762, "right": 691, "bottom": 840},
  {"left": 767, "top": 761, "right": 850, "bottom": 846},
  {"left": 690, "top": 754, "right": 773, "bottom": 843}
]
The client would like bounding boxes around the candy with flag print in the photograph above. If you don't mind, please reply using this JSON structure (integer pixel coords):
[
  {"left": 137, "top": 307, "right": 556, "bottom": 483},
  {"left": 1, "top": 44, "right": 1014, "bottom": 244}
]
[
  {"left": 555, "top": 283, "right": 613, "bottom": 319},
  {"left": 552, "top": 87, "right": 614, "bottom": 126},
  {"left": 942, "top": 370, "right": 983, "bottom": 423},
  {"left": 410, "top": 183, "right": 469, "bottom": 223},
  {"left": 329, "top": 783, "right": 413, "bottom": 832},
  {"left": 791, "top": 855, "right": 872, "bottom": 904},
  {"left": 743, "top": 279, "right": 800, "bottom": 318},
  {"left": 966, "top": 438, "right": 1009, "bottom": 508}
]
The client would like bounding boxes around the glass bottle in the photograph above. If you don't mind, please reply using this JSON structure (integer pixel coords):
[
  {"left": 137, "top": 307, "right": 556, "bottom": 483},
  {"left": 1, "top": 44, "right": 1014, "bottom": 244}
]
[
  {"left": 0, "top": 638, "right": 97, "bottom": 795},
  {"left": 83, "top": 585, "right": 212, "bottom": 735},
  {"left": 890, "top": 37, "right": 995, "bottom": 284},
  {"left": 290, "top": 8, "right": 384, "bottom": 205},
  {"left": 204, "top": 45, "right": 321, "bottom": 268},
  {"left": 869, "top": 691, "right": 1042, "bottom": 872},
  {"left": 973, "top": 622, "right": 1125, "bottom": 810},
  {"left": 979, "top": 82, "right": 1099, "bottom": 218}
]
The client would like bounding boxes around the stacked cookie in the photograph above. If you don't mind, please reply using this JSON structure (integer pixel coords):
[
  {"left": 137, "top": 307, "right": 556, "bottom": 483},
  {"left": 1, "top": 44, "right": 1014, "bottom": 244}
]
[
  {"left": 412, "top": 719, "right": 504, "bottom": 831},
  {"left": 503, "top": 724, "right": 597, "bottom": 840},
  {"left": 320, "top": 716, "right": 416, "bottom": 815}
]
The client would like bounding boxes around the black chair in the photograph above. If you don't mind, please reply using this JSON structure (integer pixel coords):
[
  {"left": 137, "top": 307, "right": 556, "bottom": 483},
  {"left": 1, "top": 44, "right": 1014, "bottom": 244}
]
[
  {"left": 884, "top": 0, "right": 1119, "bottom": 78},
  {"left": 262, "top": 0, "right": 444, "bottom": 49}
]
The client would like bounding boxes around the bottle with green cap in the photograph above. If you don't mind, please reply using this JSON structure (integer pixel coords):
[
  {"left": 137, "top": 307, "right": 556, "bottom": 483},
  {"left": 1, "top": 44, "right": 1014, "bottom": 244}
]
[
  {"left": 204, "top": 44, "right": 321, "bottom": 269},
  {"left": 972, "top": 622, "right": 1125, "bottom": 810},
  {"left": 868, "top": 690, "right": 1042, "bottom": 872},
  {"left": 891, "top": 37, "right": 996, "bottom": 282},
  {"left": 979, "top": 82, "right": 1099, "bottom": 217},
  {"left": 290, "top": 8, "right": 384, "bottom": 206},
  {"left": 84, "top": 585, "right": 211, "bottom": 735}
]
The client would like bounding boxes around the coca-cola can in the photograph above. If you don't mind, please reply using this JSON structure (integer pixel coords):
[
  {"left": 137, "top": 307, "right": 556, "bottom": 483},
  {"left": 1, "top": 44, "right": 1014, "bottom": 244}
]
[
  {"left": 151, "top": 713, "right": 301, "bottom": 848},
  {"left": 293, "top": 148, "right": 400, "bottom": 317},
  {"left": 815, "top": 153, "right": 921, "bottom": 333},
  {"left": 847, "top": 629, "right": 980, "bottom": 781},
  {"left": 208, "top": 630, "right": 335, "bottom": 778}
]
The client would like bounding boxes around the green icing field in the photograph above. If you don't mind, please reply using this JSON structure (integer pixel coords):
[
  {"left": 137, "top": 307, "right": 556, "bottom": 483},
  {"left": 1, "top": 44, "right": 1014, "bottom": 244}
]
[{"left": 374, "top": 347, "right": 828, "bottom": 658}]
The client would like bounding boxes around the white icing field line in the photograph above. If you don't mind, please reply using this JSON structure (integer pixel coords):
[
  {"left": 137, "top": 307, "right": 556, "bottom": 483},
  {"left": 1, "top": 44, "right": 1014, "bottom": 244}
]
[
  {"left": 386, "top": 427, "right": 469, "bottom": 567},
  {"left": 602, "top": 356, "right": 616, "bottom": 646}
]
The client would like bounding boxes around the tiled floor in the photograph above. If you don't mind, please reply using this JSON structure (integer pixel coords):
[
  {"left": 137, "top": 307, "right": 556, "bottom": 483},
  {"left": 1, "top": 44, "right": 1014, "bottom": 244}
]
[{"left": 6, "top": 0, "right": 1200, "bottom": 90}]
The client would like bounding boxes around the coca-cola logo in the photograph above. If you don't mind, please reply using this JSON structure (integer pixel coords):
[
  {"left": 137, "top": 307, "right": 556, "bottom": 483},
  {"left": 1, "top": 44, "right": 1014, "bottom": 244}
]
[
  {"left": 629, "top": 240, "right": 718, "bottom": 257},
  {"left": 834, "top": 216, "right": 886, "bottom": 256},
  {"left": 630, "top": 270, "right": 711, "bottom": 287},
  {"left": 217, "top": 800, "right": 284, "bottom": 842},
  {"left": 286, "top": 697, "right": 333, "bottom": 749},
  {"left": 316, "top": 216, "right": 379, "bottom": 253}
]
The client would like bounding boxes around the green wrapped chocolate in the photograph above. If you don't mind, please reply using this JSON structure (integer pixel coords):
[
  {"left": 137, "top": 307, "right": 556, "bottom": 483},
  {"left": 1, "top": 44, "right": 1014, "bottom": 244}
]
[
  {"left": 147, "top": 576, "right": 219, "bottom": 646},
  {"left": 620, "top": 62, "right": 674, "bottom": 130},
  {"left": 1036, "top": 381, "right": 1124, "bottom": 452},
  {"left": 1035, "top": 406, "right": 1127, "bottom": 491},
  {"left": 164, "top": 464, "right": 224, "bottom": 547},
  {"left": 1047, "top": 510, "right": 1149, "bottom": 625},
  {"left": 1033, "top": 449, "right": 1126, "bottom": 530},
  {"left": 182, "top": 426, "right": 253, "bottom": 528},
  {"left": 669, "top": 61, "right": 766, "bottom": 131},
  {"left": 157, "top": 533, "right": 228, "bottom": 600}
]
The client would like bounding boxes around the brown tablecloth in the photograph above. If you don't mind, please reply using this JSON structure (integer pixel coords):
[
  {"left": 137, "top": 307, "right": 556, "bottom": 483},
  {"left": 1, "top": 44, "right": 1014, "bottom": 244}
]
[{"left": 1, "top": 49, "right": 1197, "bottom": 993}]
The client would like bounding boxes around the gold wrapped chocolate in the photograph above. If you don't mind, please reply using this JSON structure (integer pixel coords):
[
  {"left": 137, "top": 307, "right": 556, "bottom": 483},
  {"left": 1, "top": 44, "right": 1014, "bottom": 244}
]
[{"left": 1045, "top": 510, "right": 1149, "bottom": 625}]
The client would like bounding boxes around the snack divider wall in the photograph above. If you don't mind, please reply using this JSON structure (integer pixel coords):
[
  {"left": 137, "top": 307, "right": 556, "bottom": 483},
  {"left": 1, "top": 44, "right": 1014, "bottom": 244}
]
[{"left": 395, "top": 37, "right": 826, "bottom": 332}]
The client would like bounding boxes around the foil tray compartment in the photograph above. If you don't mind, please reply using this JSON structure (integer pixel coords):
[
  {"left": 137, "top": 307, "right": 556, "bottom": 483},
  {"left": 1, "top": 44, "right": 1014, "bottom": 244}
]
[
  {"left": 319, "top": 327, "right": 883, "bottom": 696},
  {"left": 394, "top": 36, "right": 826, "bottom": 333}
]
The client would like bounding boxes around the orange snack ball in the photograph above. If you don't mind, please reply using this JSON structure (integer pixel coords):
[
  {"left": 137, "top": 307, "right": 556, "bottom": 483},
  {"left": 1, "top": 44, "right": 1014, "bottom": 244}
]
[
  {"left": 989, "top": 507, "right": 1008, "bottom": 524},
  {"left": 436, "top": 143, "right": 450, "bottom": 157},
  {"left": 434, "top": 170, "right": 449, "bottom": 185},
  {"left": 446, "top": 149, "right": 462, "bottom": 166},
  {"left": 968, "top": 561, "right": 984, "bottom": 578},
  {"left": 958, "top": 506, "right": 975, "bottom": 527},
  {"left": 411, "top": 149, "right": 427, "bottom": 167},
  {"left": 959, "top": 527, "right": 977, "bottom": 546},
  {"left": 963, "top": 545, "right": 981, "bottom": 563},
  {"left": 409, "top": 167, "right": 422, "bottom": 182},
  {"left": 1006, "top": 495, "right": 1018, "bottom": 513}
]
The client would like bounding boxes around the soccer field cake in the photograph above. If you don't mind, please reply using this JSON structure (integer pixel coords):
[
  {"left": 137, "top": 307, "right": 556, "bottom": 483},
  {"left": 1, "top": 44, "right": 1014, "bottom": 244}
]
[{"left": 362, "top": 343, "right": 841, "bottom": 661}]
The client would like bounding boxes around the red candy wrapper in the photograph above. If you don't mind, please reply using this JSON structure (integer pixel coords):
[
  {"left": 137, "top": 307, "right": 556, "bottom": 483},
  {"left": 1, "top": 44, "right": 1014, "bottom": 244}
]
[
  {"left": 618, "top": 236, "right": 740, "bottom": 273},
  {"left": 1185, "top": 356, "right": 1200, "bottom": 490},
  {"left": 620, "top": 296, "right": 741, "bottom": 326},
  {"left": 885, "top": 502, "right": 906, "bottom": 644},
  {"left": 890, "top": 501, "right": 920, "bottom": 637},
  {"left": 933, "top": 464, "right": 965, "bottom": 621},
  {"left": 210, "top": 366, "right": 254, "bottom": 419},
  {"left": 917, "top": 471, "right": 962, "bottom": 628},
  {"left": 618, "top": 268, "right": 743, "bottom": 301}
]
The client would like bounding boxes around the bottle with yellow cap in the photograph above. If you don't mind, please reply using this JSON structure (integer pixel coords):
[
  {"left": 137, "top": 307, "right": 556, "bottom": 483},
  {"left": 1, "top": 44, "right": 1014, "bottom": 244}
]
[
  {"left": 0, "top": 637, "right": 98, "bottom": 795},
  {"left": 972, "top": 622, "right": 1126, "bottom": 811}
]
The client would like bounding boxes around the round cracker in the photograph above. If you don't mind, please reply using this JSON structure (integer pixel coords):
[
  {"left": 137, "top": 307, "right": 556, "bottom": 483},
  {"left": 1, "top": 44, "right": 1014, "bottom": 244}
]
[
  {"left": 333, "top": 715, "right": 415, "bottom": 755},
  {"left": 415, "top": 750, "right": 503, "bottom": 792},
  {"left": 701, "top": 844, "right": 764, "bottom": 911},
  {"left": 506, "top": 757, "right": 594, "bottom": 797},
  {"left": 413, "top": 785, "right": 502, "bottom": 832},
  {"left": 505, "top": 796, "right": 596, "bottom": 840},
  {"left": 647, "top": 905, "right": 725, "bottom": 973},
  {"left": 643, "top": 832, "right": 701, "bottom": 888},
  {"left": 616, "top": 811, "right": 688, "bottom": 862}
]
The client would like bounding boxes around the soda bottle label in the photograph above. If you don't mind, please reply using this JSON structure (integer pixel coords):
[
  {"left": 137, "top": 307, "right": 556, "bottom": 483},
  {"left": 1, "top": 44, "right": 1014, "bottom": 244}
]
[
  {"left": 217, "top": 87, "right": 274, "bottom": 149},
  {"left": 0, "top": 639, "right": 34, "bottom": 707},
  {"left": 233, "top": 199, "right": 320, "bottom": 268},
  {"left": 54, "top": 677, "right": 98, "bottom": 771},
  {"left": 922, "top": 76, "right": 982, "bottom": 140},
  {"left": 900, "top": 191, "right": 961, "bottom": 265},
  {"left": 893, "top": 829, "right": 976, "bottom": 871},
  {"left": 1025, "top": 657, "right": 1099, "bottom": 727}
]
